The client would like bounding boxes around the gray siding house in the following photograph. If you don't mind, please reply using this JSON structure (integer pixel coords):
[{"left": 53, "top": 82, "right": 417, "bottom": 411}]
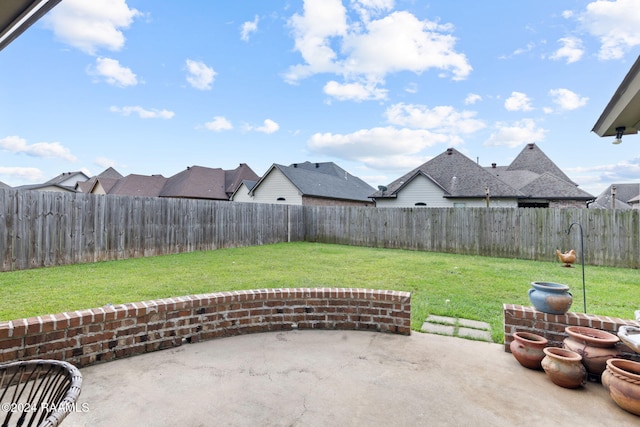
[
  {"left": 233, "top": 161, "right": 375, "bottom": 206},
  {"left": 371, "top": 144, "right": 593, "bottom": 208}
]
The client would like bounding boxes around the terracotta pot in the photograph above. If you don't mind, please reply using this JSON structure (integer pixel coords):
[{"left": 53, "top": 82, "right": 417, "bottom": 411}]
[
  {"left": 541, "top": 347, "right": 586, "bottom": 389},
  {"left": 563, "top": 326, "right": 620, "bottom": 379},
  {"left": 528, "top": 282, "right": 572, "bottom": 314},
  {"left": 602, "top": 358, "right": 640, "bottom": 416},
  {"left": 510, "top": 332, "right": 548, "bottom": 370}
]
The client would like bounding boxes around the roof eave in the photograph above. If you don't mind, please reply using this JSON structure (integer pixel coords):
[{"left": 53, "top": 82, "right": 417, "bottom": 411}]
[
  {"left": 592, "top": 55, "right": 640, "bottom": 138},
  {"left": 0, "top": 0, "right": 62, "bottom": 52}
]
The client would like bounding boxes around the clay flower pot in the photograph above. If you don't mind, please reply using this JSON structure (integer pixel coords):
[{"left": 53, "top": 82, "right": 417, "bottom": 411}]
[
  {"left": 602, "top": 358, "right": 640, "bottom": 416},
  {"left": 528, "top": 282, "right": 572, "bottom": 314},
  {"left": 563, "top": 326, "right": 620, "bottom": 379},
  {"left": 510, "top": 331, "right": 548, "bottom": 370},
  {"left": 541, "top": 347, "right": 586, "bottom": 389}
]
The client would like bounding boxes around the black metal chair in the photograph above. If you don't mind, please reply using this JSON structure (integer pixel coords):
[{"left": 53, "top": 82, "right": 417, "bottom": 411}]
[{"left": 1, "top": 360, "right": 82, "bottom": 427}]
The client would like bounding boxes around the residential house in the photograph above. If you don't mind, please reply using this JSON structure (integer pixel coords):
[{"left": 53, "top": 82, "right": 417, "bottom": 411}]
[
  {"left": 76, "top": 167, "right": 124, "bottom": 194},
  {"left": 590, "top": 184, "right": 640, "bottom": 210},
  {"left": 15, "top": 171, "right": 90, "bottom": 193},
  {"left": 371, "top": 144, "right": 593, "bottom": 208},
  {"left": 80, "top": 164, "right": 259, "bottom": 200},
  {"left": 159, "top": 164, "right": 259, "bottom": 200},
  {"left": 233, "top": 161, "right": 375, "bottom": 206},
  {"left": 484, "top": 143, "right": 593, "bottom": 208},
  {"left": 371, "top": 148, "right": 520, "bottom": 208}
]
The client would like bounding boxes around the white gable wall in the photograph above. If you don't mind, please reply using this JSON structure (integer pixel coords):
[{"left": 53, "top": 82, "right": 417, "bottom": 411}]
[
  {"left": 231, "top": 183, "right": 252, "bottom": 202},
  {"left": 249, "top": 168, "right": 302, "bottom": 205},
  {"left": 375, "top": 174, "right": 517, "bottom": 208}
]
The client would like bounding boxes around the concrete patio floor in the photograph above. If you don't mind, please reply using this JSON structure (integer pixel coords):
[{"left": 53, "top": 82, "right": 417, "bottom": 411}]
[{"left": 63, "top": 330, "right": 638, "bottom": 427}]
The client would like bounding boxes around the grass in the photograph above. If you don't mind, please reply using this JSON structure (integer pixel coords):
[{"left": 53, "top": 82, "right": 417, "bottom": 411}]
[{"left": 1, "top": 242, "right": 638, "bottom": 343}]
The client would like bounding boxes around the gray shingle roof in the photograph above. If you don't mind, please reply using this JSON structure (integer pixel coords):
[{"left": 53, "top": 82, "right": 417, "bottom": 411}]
[
  {"left": 224, "top": 163, "right": 260, "bottom": 196},
  {"left": 372, "top": 143, "right": 593, "bottom": 202},
  {"left": 97, "top": 167, "right": 123, "bottom": 179},
  {"left": 266, "top": 161, "right": 375, "bottom": 202},
  {"left": 371, "top": 148, "right": 521, "bottom": 199},
  {"left": 507, "top": 143, "right": 576, "bottom": 184},
  {"left": 44, "top": 171, "right": 89, "bottom": 185},
  {"left": 518, "top": 172, "right": 593, "bottom": 199},
  {"left": 109, "top": 174, "right": 167, "bottom": 197},
  {"left": 591, "top": 183, "right": 640, "bottom": 209},
  {"left": 160, "top": 166, "right": 228, "bottom": 199}
]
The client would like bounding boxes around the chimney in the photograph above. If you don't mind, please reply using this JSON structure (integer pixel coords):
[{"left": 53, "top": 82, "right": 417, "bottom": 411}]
[
  {"left": 315, "top": 163, "right": 319, "bottom": 168},
  {"left": 446, "top": 148, "right": 453, "bottom": 155},
  {"left": 293, "top": 163, "right": 298, "bottom": 168},
  {"left": 527, "top": 143, "right": 534, "bottom": 149},
  {"left": 492, "top": 163, "right": 497, "bottom": 168}
]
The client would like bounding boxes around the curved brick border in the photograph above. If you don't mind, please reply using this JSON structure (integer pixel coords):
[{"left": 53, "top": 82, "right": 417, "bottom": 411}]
[
  {"left": 0, "top": 288, "right": 411, "bottom": 367},
  {"left": 503, "top": 304, "right": 640, "bottom": 362}
]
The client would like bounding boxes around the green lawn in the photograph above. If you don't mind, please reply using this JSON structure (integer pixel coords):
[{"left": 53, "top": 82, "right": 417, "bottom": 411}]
[{"left": 1, "top": 242, "right": 637, "bottom": 343}]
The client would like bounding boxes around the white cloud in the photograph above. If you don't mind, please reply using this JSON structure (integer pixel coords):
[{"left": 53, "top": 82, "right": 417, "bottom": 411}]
[
  {"left": 285, "top": 2, "right": 471, "bottom": 100},
  {"left": 89, "top": 57, "right": 138, "bottom": 87},
  {"left": 109, "top": 106, "right": 174, "bottom": 119},
  {"left": 385, "top": 103, "right": 485, "bottom": 134},
  {"left": 351, "top": 0, "right": 395, "bottom": 22},
  {"left": 323, "top": 80, "right": 388, "bottom": 101},
  {"left": 255, "top": 119, "right": 280, "bottom": 134},
  {"left": 504, "top": 92, "right": 533, "bottom": 112},
  {"left": 44, "top": 0, "right": 141, "bottom": 55},
  {"left": 464, "top": 93, "right": 482, "bottom": 105},
  {"left": 308, "top": 127, "right": 450, "bottom": 169},
  {"left": 241, "top": 16, "right": 259, "bottom": 41},
  {"left": 185, "top": 59, "right": 216, "bottom": 90},
  {"left": 484, "top": 119, "right": 547, "bottom": 148},
  {"left": 0, "top": 167, "right": 45, "bottom": 183},
  {"left": 286, "top": 0, "right": 348, "bottom": 81},
  {"left": 305, "top": 102, "right": 486, "bottom": 170},
  {"left": 548, "top": 88, "right": 588, "bottom": 111},
  {"left": 0, "top": 136, "right": 77, "bottom": 161},
  {"left": 204, "top": 116, "right": 233, "bottom": 131},
  {"left": 580, "top": 0, "right": 640, "bottom": 60},
  {"left": 550, "top": 37, "right": 584, "bottom": 63}
]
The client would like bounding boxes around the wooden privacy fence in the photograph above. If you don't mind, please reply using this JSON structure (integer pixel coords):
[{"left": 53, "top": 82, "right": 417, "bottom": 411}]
[
  {"left": 302, "top": 206, "right": 640, "bottom": 268},
  {"left": 0, "top": 189, "right": 638, "bottom": 271},
  {"left": 0, "top": 189, "right": 303, "bottom": 271}
]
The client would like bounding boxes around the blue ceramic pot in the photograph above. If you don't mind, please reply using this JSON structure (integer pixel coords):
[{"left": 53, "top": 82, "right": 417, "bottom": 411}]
[{"left": 528, "top": 281, "right": 572, "bottom": 314}]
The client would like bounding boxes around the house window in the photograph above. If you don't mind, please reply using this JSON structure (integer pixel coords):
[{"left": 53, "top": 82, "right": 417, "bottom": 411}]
[
  {"left": 414, "top": 202, "right": 427, "bottom": 207},
  {"left": 453, "top": 202, "right": 466, "bottom": 208},
  {"left": 277, "top": 197, "right": 286, "bottom": 201}
]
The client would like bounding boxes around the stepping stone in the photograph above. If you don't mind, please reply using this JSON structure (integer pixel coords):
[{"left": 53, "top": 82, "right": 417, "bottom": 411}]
[
  {"left": 421, "top": 322, "right": 456, "bottom": 335},
  {"left": 458, "top": 318, "right": 490, "bottom": 331},
  {"left": 425, "top": 315, "right": 456, "bottom": 325},
  {"left": 458, "top": 327, "right": 492, "bottom": 341}
]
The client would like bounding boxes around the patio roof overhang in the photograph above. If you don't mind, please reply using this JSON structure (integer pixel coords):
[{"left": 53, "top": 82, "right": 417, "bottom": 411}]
[
  {"left": 0, "top": 0, "right": 61, "bottom": 52},
  {"left": 592, "top": 55, "right": 640, "bottom": 139}
]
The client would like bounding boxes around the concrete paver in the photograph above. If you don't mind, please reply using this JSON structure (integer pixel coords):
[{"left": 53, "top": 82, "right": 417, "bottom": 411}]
[
  {"left": 422, "top": 316, "right": 492, "bottom": 342},
  {"left": 63, "top": 330, "right": 639, "bottom": 427},
  {"left": 420, "top": 322, "right": 455, "bottom": 335},
  {"left": 457, "top": 326, "right": 492, "bottom": 341},
  {"left": 458, "top": 318, "right": 491, "bottom": 330}
]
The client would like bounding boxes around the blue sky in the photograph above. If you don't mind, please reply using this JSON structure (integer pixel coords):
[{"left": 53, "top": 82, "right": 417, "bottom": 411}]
[{"left": 1, "top": 0, "right": 640, "bottom": 196}]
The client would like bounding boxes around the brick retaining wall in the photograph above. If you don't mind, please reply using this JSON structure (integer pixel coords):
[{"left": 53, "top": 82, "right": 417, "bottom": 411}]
[
  {"left": 0, "top": 288, "right": 411, "bottom": 367},
  {"left": 503, "top": 304, "right": 640, "bottom": 361}
]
